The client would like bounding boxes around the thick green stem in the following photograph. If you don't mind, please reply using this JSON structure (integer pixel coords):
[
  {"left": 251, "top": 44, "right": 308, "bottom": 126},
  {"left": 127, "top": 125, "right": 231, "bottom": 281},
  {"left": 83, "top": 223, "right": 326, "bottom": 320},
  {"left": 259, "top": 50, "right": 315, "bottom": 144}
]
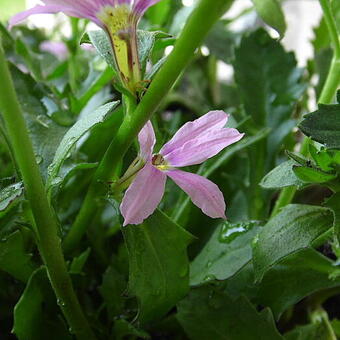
[
  {"left": 63, "top": 0, "right": 234, "bottom": 252},
  {"left": 271, "top": 0, "right": 340, "bottom": 217},
  {"left": 0, "top": 39, "right": 96, "bottom": 340}
]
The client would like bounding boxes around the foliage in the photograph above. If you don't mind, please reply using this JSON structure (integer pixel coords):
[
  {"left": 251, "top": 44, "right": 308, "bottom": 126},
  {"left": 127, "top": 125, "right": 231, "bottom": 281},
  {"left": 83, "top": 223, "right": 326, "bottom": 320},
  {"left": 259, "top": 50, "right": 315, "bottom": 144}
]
[{"left": 0, "top": 0, "right": 340, "bottom": 339}]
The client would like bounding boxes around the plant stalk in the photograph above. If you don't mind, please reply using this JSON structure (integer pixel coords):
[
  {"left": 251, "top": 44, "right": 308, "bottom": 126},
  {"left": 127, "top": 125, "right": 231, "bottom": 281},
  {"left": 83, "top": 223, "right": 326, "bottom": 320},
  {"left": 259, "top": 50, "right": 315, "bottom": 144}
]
[
  {"left": 0, "top": 38, "right": 96, "bottom": 340},
  {"left": 63, "top": 0, "right": 235, "bottom": 252}
]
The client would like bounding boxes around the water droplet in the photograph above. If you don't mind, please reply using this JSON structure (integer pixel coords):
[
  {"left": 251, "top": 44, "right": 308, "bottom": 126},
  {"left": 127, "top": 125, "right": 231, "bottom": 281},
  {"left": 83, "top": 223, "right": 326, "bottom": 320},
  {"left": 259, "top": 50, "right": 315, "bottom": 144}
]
[
  {"left": 219, "top": 221, "right": 258, "bottom": 243},
  {"left": 207, "top": 261, "right": 212, "bottom": 268},
  {"left": 68, "top": 327, "right": 74, "bottom": 334},
  {"left": 203, "top": 274, "right": 217, "bottom": 282},
  {"left": 57, "top": 298, "right": 65, "bottom": 307}
]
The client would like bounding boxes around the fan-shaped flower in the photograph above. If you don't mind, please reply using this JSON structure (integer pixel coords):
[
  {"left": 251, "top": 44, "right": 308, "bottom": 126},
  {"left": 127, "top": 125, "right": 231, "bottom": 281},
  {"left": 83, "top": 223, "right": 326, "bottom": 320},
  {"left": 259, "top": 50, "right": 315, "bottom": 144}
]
[
  {"left": 9, "top": 0, "right": 161, "bottom": 94},
  {"left": 120, "top": 111, "right": 245, "bottom": 226}
]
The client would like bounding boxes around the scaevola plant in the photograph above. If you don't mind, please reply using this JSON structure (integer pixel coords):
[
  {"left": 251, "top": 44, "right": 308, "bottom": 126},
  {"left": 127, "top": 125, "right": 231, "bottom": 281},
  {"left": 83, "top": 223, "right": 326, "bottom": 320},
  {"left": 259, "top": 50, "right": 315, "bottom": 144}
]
[
  {"left": 120, "top": 111, "right": 244, "bottom": 225},
  {"left": 9, "top": 0, "right": 161, "bottom": 95}
]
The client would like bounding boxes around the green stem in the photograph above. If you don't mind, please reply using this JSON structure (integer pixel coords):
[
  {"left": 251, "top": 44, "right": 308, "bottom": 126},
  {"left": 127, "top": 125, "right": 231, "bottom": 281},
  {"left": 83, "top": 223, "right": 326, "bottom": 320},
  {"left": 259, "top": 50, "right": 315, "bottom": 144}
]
[
  {"left": 0, "top": 39, "right": 96, "bottom": 340},
  {"left": 271, "top": 0, "right": 340, "bottom": 217},
  {"left": 63, "top": 0, "right": 235, "bottom": 253}
]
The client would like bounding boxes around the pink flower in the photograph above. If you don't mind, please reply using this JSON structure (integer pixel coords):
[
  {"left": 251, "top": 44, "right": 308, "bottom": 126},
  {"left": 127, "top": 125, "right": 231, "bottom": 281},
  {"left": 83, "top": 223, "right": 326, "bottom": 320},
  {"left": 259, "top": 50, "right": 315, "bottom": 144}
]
[
  {"left": 40, "top": 41, "right": 68, "bottom": 60},
  {"left": 9, "top": 0, "right": 161, "bottom": 93},
  {"left": 120, "top": 111, "right": 244, "bottom": 226}
]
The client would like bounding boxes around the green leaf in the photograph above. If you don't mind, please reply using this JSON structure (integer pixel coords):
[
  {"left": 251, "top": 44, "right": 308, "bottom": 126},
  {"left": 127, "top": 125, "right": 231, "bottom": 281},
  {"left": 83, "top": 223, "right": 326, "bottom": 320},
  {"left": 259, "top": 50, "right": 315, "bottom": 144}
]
[
  {"left": 123, "top": 209, "right": 192, "bottom": 323},
  {"left": 0, "top": 182, "right": 24, "bottom": 212},
  {"left": 146, "top": 0, "right": 171, "bottom": 26},
  {"left": 260, "top": 160, "right": 303, "bottom": 189},
  {"left": 324, "top": 193, "right": 340, "bottom": 245},
  {"left": 113, "top": 319, "right": 150, "bottom": 340},
  {"left": 204, "top": 21, "right": 238, "bottom": 63},
  {"left": 293, "top": 165, "right": 337, "bottom": 184},
  {"left": 13, "top": 267, "right": 72, "bottom": 340},
  {"left": 299, "top": 93, "right": 340, "bottom": 149},
  {"left": 177, "top": 286, "right": 283, "bottom": 340},
  {"left": 99, "top": 265, "right": 126, "bottom": 320},
  {"left": 234, "top": 29, "right": 305, "bottom": 167},
  {"left": 285, "top": 322, "right": 332, "bottom": 340},
  {"left": 252, "top": 204, "right": 333, "bottom": 282},
  {"left": 46, "top": 101, "right": 119, "bottom": 192},
  {"left": 0, "top": 230, "right": 36, "bottom": 282},
  {"left": 69, "top": 248, "right": 91, "bottom": 275},
  {"left": 251, "top": 0, "right": 286, "bottom": 38},
  {"left": 224, "top": 249, "right": 340, "bottom": 319},
  {"left": 190, "top": 221, "right": 260, "bottom": 285},
  {"left": 309, "top": 144, "right": 334, "bottom": 172},
  {"left": 256, "top": 249, "right": 340, "bottom": 319}
]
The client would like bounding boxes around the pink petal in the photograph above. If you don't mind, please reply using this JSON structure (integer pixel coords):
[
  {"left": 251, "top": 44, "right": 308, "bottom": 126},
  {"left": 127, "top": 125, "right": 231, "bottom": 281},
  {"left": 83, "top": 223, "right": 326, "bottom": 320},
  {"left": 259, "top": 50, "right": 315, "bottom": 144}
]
[
  {"left": 167, "top": 170, "right": 226, "bottom": 219},
  {"left": 160, "top": 111, "right": 229, "bottom": 156},
  {"left": 120, "top": 162, "right": 167, "bottom": 226},
  {"left": 133, "top": 0, "right": 162, "bottom": 15},
  {"left": 9, "top": 5, "right": 65, "bottom": 29},
  {"left": 164, "top": 128, "right": 244, "bottom": 167},
  {"left": 138, "top": 121, "right": 156, "bottom": 161}
]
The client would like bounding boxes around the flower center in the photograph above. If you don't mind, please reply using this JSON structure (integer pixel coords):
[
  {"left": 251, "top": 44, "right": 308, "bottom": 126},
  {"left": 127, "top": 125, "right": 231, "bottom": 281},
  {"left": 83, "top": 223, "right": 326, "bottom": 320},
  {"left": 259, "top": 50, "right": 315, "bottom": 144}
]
[
  {"left": 97, "top": 5, "right": 141, "bottom": 95},
  {"left": 97, "top": 5, "right": 130, "bottom": 34},
  {"left": 152, "top": 154, "right": 169, "bottom": 171}
]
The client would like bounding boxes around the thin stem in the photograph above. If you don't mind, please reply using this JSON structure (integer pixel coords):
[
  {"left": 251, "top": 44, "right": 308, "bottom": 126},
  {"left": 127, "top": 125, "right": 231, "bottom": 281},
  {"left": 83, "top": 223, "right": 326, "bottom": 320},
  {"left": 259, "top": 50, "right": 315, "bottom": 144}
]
[
  {"left": 319, "top": 0, "right": 340, "bottom": 60},
  {"left": 270, "top": 0, "right": 340, "bottom": 217},
  {"left": 0, "top": 39, "right": 96, "bottom": 340},
  {"left": 63, "top": 0, "right": 235, "bottom": 253}
]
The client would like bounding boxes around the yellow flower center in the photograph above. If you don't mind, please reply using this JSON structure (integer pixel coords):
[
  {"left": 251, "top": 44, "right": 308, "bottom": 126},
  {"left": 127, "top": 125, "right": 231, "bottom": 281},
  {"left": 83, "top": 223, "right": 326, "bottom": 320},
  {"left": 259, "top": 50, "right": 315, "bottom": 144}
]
[{"left": 97, "top": 5, "right": 141, "bottom": 94}]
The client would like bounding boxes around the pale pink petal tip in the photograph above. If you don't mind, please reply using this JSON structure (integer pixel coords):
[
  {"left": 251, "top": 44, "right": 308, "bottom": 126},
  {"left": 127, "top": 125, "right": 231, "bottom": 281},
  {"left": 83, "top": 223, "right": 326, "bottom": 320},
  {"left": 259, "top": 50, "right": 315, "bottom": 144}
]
[
  {"left": 138, "top": 121, "right": 156, "bottom": 161},
  {"left": 120, "top": 162, "right": 167, "bottom": 226},
  {"left": 8, "top": 5, "right": 64, "bottom": 29},
  {"left": 167, "top": 170, "right": 227, "bottom": 219}
]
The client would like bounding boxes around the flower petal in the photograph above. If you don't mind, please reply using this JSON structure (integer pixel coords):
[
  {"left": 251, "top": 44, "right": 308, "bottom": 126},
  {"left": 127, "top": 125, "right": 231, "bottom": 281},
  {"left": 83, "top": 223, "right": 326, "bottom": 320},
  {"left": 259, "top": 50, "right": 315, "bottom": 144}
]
[
  {"left": 164, "top": 128, "right": 244, "bottom": 167},
  {"left": 167, "top": 170, "right": 226, "bottom": 219},
  {"left": 133, "top": 0, "right": 161, "bottom": 15},
  {"left": 120, "top": 162, "right": 167, "bottom": 226},
  {"left": 160, "top": 110, "right": 229, "bottom": 156},
  {"left": 9, "top": 5, "right": 66, "bottom": 29},
  {"left": 138, "top": 121, "right": 156, "bottom": 161}
]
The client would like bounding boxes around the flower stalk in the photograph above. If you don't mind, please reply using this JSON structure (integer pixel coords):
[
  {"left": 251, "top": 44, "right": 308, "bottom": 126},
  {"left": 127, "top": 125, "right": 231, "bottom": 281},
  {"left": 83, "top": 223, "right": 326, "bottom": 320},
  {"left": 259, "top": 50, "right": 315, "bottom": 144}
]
[
  {"left": 0, "top": 38, "right": 96, "bottom": 340},
  {"left": 63, "top": 0, "right": 235, "bottom": 252}
]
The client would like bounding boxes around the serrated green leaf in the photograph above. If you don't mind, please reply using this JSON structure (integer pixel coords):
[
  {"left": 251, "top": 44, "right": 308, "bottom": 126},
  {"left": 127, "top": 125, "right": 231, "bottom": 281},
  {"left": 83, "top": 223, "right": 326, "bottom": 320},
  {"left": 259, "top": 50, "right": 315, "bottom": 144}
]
[
  {"left": 123, "top": 209, "right": 192, "bottom": 323},
  {"left": 224, "top": 249, "right": 340, "bottom": 320},
  {"left": 46, "top": 101, "right": 119, "bottom": 192},
  {"left": 293, "top": 165, "right": 337, "bottom": 184},
  {"left": 0, "top": 182, "right": 24, "bottom": 212},
  {"left": 299, "top": 93, "right": 340, "bottom": 149},
  {"left": 234, "top": 29, "right": 305, "bottom": 167},
  {"left": 309, "top": 144, "right": 334, "bottom": 172},
  {"left": 0, "top": 230, "right": 36, "bottom": 282},
  {"left": 324, "top": 193, "right": 340, "bottom": 245},
  {"left": 190, "top": 221, "right": 260, "bottom": 285},
  {"left": 13, "top": 267, "right": 72, "bottom": 340},
  {"left": 177, "top": 286, "right": 283, "bottom": 340},
  {"left": 251, "top": 0, "right": 286, "bottom": 38},
  {"left": 252, "top": 204, "right": 333, "bottom": 282},
  {"left": 260, "top": 160, "right": 303, "bottom": 189},
  {"left": 256, "top": 249, "right": 340, "bottom": 319}
]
